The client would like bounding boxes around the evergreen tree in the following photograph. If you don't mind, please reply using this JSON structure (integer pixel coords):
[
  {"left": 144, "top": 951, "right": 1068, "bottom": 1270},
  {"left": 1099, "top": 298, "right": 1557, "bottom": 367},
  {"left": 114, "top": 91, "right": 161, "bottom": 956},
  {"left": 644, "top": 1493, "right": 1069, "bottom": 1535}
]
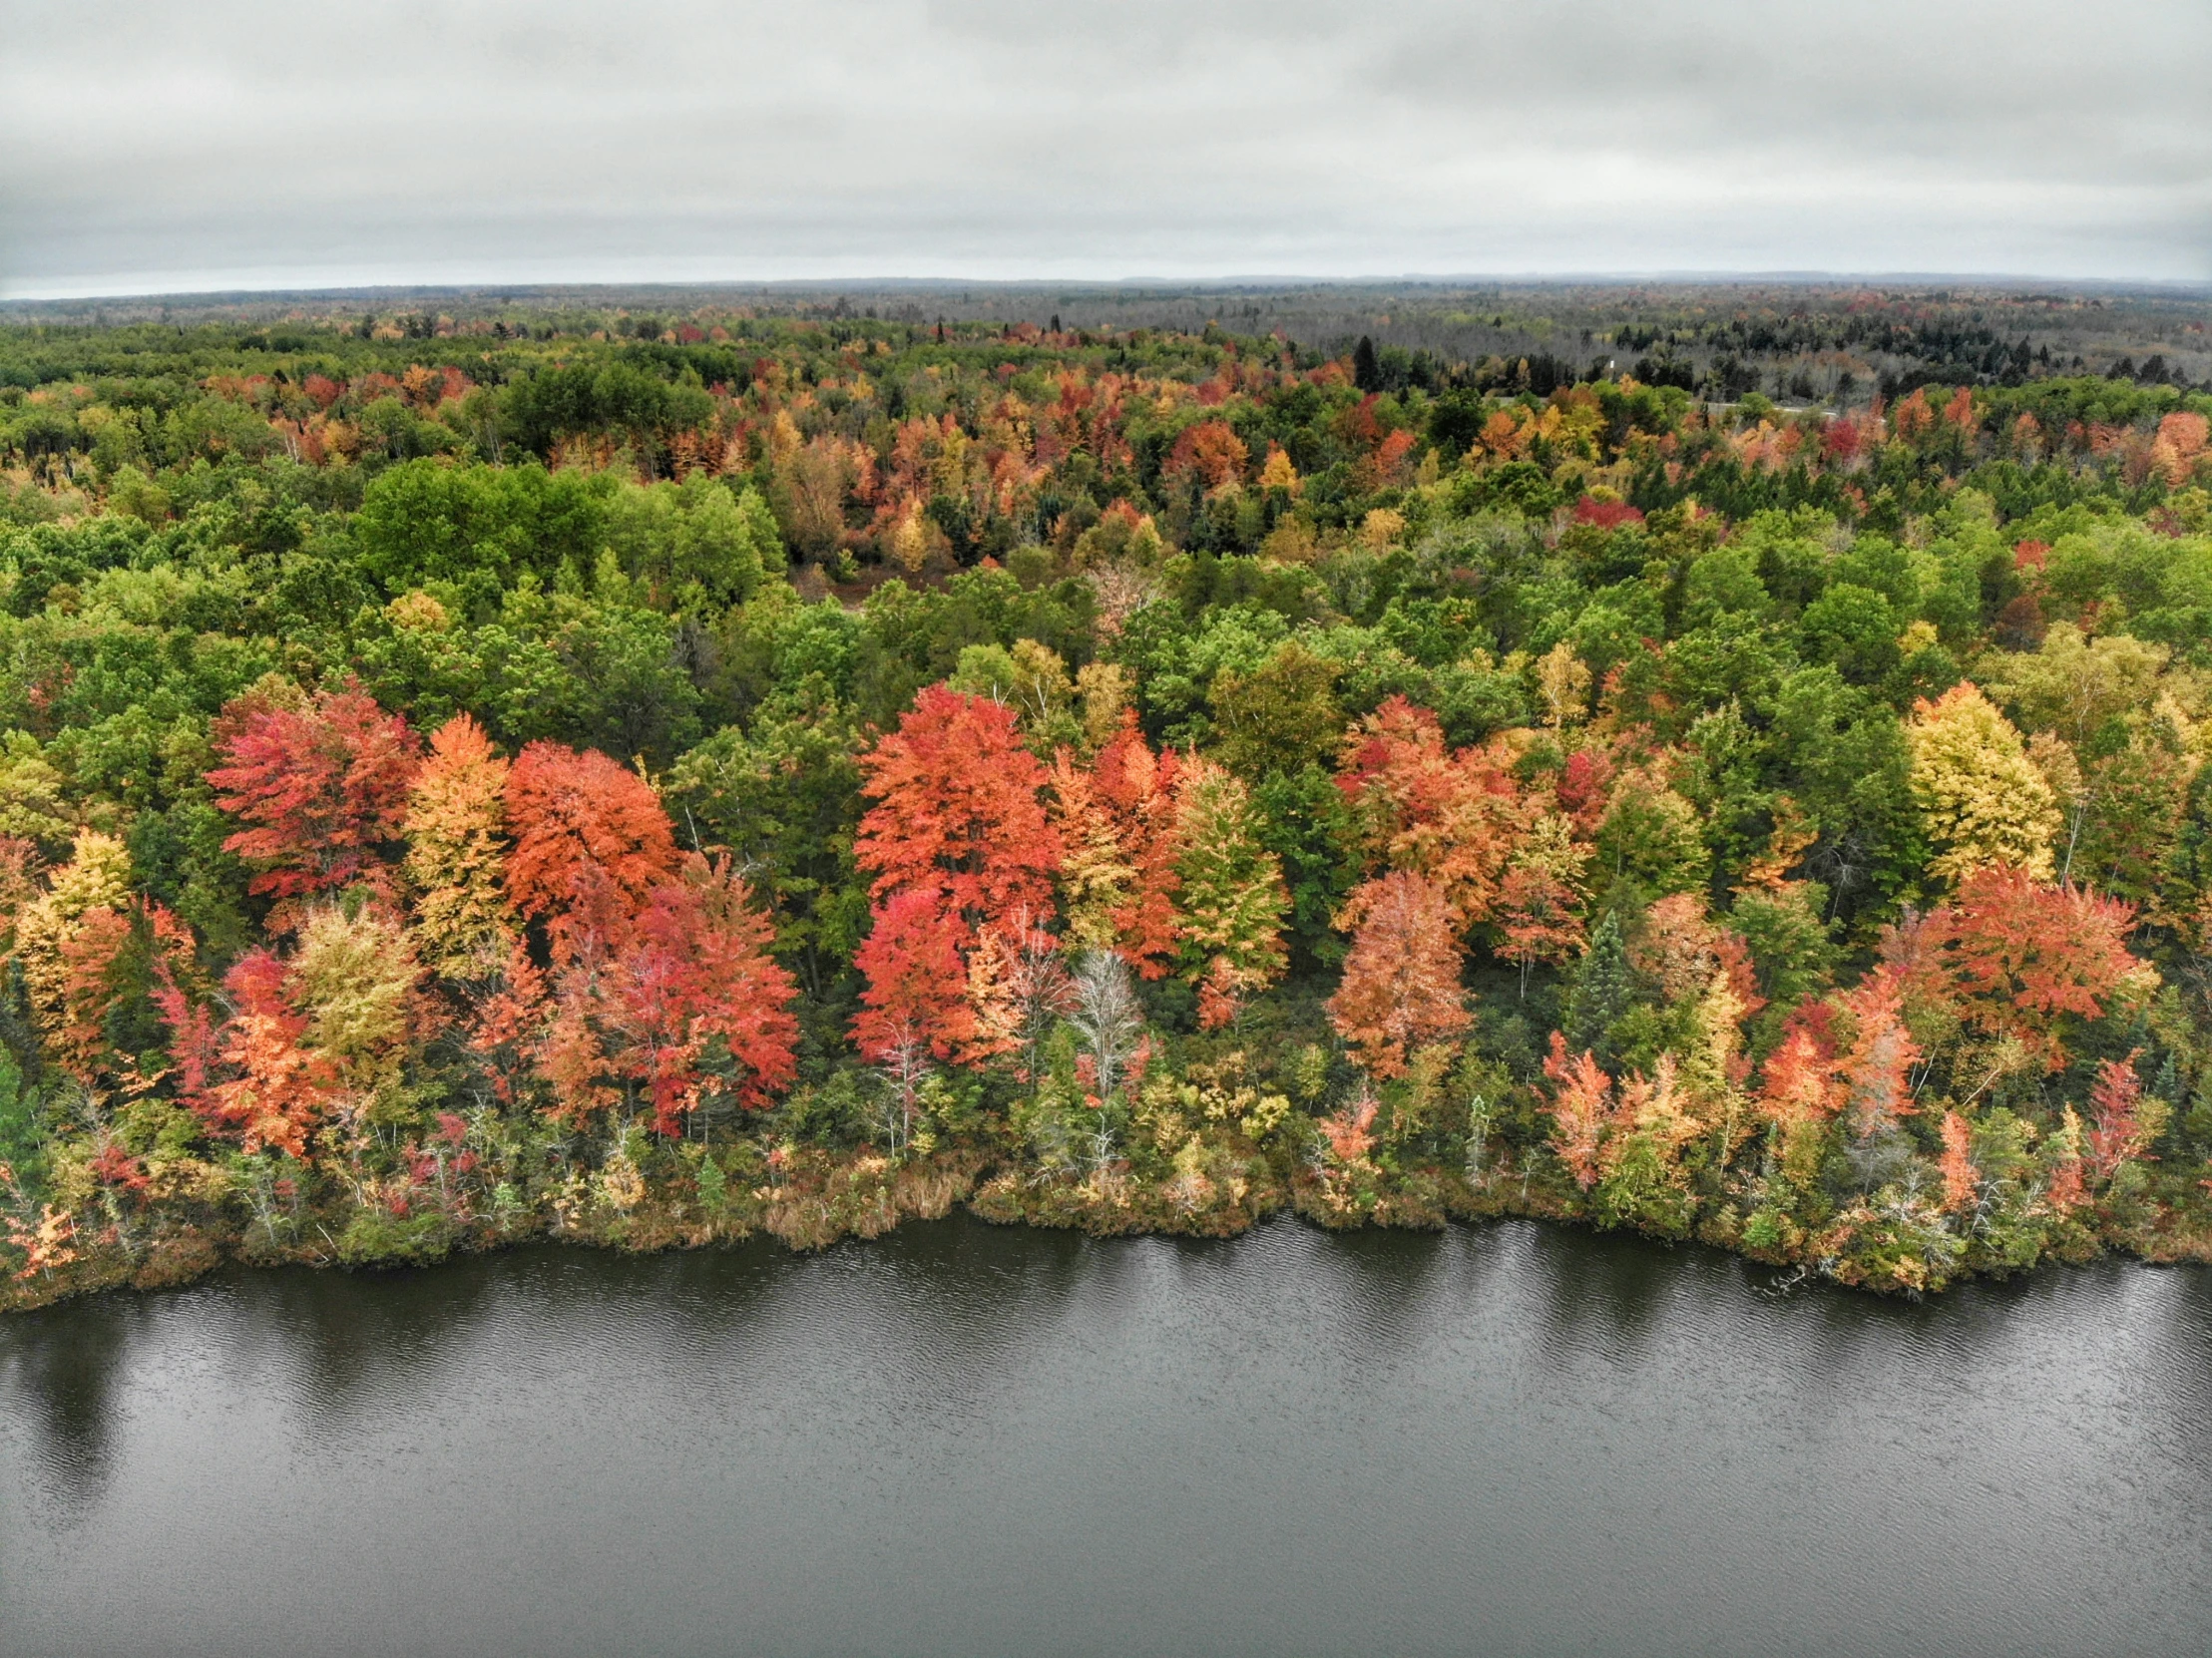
[
  {"left": 1563, "top": 908, "right": 1633, "bottom": 1073},
  {"left": 1352, "top": 334, "right": 1381, "bottom": 393}
]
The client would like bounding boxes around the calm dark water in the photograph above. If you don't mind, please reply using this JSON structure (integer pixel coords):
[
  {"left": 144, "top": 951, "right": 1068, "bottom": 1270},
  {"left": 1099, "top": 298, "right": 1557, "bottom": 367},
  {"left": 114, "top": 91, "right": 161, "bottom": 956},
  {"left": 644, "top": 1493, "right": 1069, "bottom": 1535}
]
[{"left": 3, "top": 1216, "right": 2209, "bottom": 1658}]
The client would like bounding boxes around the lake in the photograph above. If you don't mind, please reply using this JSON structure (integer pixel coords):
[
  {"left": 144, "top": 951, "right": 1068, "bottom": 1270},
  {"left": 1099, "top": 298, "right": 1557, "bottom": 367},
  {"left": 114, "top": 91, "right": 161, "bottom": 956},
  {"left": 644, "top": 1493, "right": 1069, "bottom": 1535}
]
[{"left": 3, "top": 1215, "right": 2209, "bottom": 1657}]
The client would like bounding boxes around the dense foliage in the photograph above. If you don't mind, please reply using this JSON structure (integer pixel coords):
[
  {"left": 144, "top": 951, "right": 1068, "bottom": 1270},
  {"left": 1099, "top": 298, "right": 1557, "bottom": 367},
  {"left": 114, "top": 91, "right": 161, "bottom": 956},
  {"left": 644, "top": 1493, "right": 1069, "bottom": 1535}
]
[{"left": 5, "top": 295, "right": 2212, "bottom": 1303}]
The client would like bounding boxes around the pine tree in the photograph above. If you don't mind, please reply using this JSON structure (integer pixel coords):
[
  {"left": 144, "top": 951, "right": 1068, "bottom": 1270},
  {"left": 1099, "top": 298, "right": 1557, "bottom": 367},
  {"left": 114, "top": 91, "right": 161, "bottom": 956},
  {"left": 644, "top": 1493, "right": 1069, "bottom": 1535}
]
[
  {"left": 1352, "top": 334, "right": 1381, "bottom": 393},
  {"left": 1563, "top": 909, "right": 1633, "bottom": 1074}
]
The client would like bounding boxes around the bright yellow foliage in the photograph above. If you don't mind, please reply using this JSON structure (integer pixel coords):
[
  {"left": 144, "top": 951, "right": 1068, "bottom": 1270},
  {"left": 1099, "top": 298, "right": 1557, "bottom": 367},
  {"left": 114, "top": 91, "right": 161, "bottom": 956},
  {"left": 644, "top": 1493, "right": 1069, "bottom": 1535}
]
[
  {"left": 1907, "top": 682, "right": 2058, "bottom": 884},
  {"left": 403, "top": 713, "right": 517, "bottom": 983}
]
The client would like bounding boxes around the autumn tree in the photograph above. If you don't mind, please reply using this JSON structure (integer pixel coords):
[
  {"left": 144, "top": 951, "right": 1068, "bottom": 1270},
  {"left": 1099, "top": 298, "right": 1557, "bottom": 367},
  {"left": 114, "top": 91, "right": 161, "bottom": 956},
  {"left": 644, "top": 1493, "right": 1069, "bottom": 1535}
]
[
  {"left": 853, "top": 885, "right": 975, "bottom": 1060},
  {"left": 48, "top": 899, "right": 199, "bottom": 1095},
  {"left": 289, "top": 904, "right": 420, "bottom": 1115},
  {"left": 207, "top": 683, "right": 422, "bottom": 928},
  {"left": 1545, "top": 1034, "right": 1611, "bottom": 1190},
  {"left": 1906, "top": 682, "right": 2058, "bottom": 885},
  {"left": 1596, "top": 1054, "right": 1702, "bottom": 1235},
  {"left": 536, "top": 857, "right": 799, "bottom": 1134},
  {"left": 1048, "top": 708, "right": 1183, "bottom": 973},
  {"left": 504, "top": 740, "right": 679, "bottom": 964},
  {"left": 1836, "top": 969, "right": 1921, "bottom": 1161},
  {"left": 1938, "top": 1110, "right": 1979, "bottom": 1212},
  {"left": 854, "top": 685, "right": 1061, "bottom": 943},
  {"left": 1492, "top": 814, "right": 1590, "bottom": 993},
  {"left": 1328, "top": 871, "right": 1470, "bottom": 1079},
  {"left": 1088, "top": 709, "right": 1185, "bottom": 975},
  {"left": 1756, "top": 1019, "right": 1842, "bottom": 1183},
  {"left": 404, "top": 713, "right": 517, "bottom": 985},
  {"left": 1336, "top": 695, "right": 1526, "bottom": 926},
  {"left": 1173, "top": 758, "right": 1289, "bottom": 1027},
  {"left": 13, "top": 832, "right": 133, "bottom": 1018},
  {"left": 2084, "top": 1052, "right": 2158, "bottom": 1186},
  {"left": 1896, "top": 864, "right": 2143, "bottom": 1072},
  {"left": 965, "top": 909, "right": 1074, "bottom": 1083},
  {"left": 195, "top": 951, "right": 330, "bottom": 1158}
]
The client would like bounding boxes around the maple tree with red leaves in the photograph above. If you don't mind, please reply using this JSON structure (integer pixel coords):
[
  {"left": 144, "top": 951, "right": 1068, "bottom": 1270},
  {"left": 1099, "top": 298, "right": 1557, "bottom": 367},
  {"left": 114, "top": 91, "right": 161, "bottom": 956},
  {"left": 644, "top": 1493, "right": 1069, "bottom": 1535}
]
[
  {"left": 539, "top": 856, "right": 799, "bottom": 1135},
  {"left": 851, "top": 884, "right": 978, "bottom": 1067},
  {"left": 1087, "top": 708, "right": 1186, "bottom": 976},
  {"left": 1336, "top": 695, "right": 1526, "bottom": 926},
  {"left": 1889, "top": 865, "right": 2141, "bottom": 1072},
  {"left": 191, "top": 950, "right": 332, "bottom": 1158},
  {"left": 1544, "top": 1034, "right": 1612, "bottom": 1191},
  {"left": 504, "top": 741, "right": 680, "bottom": 965},
  {"left": 2085, "top": 1052, "right": 2154, "bottom": 1185},
  {"left": 856, "top": 686, "right": 1062, "bottom": 940},
  {"left": 206, "top": 684, "right": 422, "bottom": 928}
]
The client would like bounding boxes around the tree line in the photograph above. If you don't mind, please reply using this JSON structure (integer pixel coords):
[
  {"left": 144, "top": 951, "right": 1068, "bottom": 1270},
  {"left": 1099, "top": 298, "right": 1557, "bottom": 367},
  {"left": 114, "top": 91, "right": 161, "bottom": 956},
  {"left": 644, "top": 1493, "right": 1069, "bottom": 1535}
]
[{"left": 2, "top": 305, "right": 2211, "bottom": 1302}]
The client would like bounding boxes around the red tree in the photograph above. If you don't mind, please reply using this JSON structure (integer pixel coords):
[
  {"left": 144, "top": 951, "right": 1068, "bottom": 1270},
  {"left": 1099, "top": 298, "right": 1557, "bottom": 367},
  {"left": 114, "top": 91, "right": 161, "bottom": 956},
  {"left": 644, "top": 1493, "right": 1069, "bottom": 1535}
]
[
  {"left": 197, "top": 951, "right": 331, "bottom": 1157},
  {"left": 1336, "top": 695, "right": 1524, "bottom": 925},
  {"left": 539, "top": 856, "right": 800, "bottom": 1134},
  {"left": 614, "top": 858, "right": 799, "bottom": 1134},
  {"left": 1545, "top": 1034, "right": 1612, "bottom": 1191},
  {"left": 1939, "top": 1110, "right": 1979, "bottom": 1212},
  {"left": 1897, "top": 866, "right": 2141, "bottom": 1072},
  {"left": 854, "top": 686, "right": 1062, "bottom": 944},
  {"left": 207, "top": 684, "right": 421, "bottom": 928},
  {"left": 1837, "top": 969, "right": 1921, "bottom": 1142},
  {"left": 1091, "top": 709, "right": 1185, "bottom": 976},
  {"left": 504, "top": 742, "right": 679, "bottom": 964},
  {"left": 851, "top": 885, "right": 978, "bottom": 1065},
  {"left": 2085, "top": 1052, "right": 2153, "bottom": 1185}
]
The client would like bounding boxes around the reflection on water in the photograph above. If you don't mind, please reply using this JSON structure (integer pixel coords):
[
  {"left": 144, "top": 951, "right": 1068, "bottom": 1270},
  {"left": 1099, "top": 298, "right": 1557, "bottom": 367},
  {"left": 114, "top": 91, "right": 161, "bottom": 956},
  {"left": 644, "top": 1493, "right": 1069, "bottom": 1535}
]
[{"left": 3, "top": 1217, "right": 2210, "bottom": 1658}]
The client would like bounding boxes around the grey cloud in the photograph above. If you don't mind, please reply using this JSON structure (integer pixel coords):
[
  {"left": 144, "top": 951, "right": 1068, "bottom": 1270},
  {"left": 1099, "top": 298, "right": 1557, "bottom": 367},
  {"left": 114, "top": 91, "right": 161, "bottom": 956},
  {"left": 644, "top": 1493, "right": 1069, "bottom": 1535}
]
[{"left": 1, "top": 0, "right": 2206, "bottom": 295}]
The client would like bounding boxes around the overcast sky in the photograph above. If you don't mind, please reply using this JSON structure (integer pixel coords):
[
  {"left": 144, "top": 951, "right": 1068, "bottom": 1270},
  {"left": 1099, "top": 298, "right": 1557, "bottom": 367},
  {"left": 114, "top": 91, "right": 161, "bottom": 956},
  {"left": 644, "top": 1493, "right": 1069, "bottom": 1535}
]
[{"left": 2, "top": 0, "right": 2207, "bottom": 298}]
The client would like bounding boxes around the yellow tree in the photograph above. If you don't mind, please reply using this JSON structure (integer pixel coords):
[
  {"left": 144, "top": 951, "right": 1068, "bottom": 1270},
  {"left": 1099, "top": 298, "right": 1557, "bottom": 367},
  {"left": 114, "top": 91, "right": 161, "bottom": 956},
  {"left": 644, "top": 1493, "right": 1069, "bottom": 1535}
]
[
  {"left": 1047, "top": 754, "right": 1133, "bottom": 954},
  {"left": 12, "top": 831, "right": 134, "bottom": 1037},
  {"left": 1174, "top": 758, "right": 1288, "bottom": 1027},
  {"left": 1906, "top": 682, "right": 2058, "bottom": 884},
  {"left": 289, "top": 905, "right": 422, "bottom": 1127},
  {"left": 404, "top": 713, "right": 518, "bottom": 985}
]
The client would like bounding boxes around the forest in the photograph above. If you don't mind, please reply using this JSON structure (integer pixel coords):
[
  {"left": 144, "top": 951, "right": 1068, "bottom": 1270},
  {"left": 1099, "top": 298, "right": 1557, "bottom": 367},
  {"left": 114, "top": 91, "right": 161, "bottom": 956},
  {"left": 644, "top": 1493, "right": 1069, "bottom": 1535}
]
[{"left": 3, "top": 286, "right": 2212, "bottom": 1306}]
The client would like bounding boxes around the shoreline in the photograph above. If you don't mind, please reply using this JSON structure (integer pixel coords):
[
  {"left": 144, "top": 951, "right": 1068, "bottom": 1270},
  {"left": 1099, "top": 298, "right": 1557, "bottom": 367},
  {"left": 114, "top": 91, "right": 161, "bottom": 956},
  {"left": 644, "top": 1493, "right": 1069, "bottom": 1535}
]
[{"left": 9, "top": 1141, "right": 2208, "bottom": 1317}]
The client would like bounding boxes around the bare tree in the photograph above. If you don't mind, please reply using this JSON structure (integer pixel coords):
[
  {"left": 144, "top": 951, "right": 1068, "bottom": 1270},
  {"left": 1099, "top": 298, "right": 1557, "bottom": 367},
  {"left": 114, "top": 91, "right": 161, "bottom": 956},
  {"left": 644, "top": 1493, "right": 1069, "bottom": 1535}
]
[{"left": 1068, "top": 949, "right": 1144, "bottom": 1173}]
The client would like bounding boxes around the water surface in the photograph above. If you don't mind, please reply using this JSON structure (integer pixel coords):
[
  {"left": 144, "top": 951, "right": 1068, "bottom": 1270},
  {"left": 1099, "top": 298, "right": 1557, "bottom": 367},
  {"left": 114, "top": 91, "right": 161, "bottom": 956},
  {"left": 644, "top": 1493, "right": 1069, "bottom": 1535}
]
[{"left": 3, "top": 1217, "right": 2209, "bottom": 1657}]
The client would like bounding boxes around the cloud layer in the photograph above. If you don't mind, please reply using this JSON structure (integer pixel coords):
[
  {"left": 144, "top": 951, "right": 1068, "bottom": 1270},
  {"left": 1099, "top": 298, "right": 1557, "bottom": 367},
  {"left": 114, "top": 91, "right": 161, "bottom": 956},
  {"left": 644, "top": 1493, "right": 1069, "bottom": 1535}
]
[{"left": 3, "top": 0, "right": 2207, "bottom": 296}]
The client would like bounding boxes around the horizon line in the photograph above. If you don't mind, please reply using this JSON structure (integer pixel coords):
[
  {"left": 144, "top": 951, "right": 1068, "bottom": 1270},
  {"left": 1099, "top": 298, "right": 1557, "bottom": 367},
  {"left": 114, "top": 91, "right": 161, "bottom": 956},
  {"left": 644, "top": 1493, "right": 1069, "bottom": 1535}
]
[{"left": 7, "top": 269, "right": 2211, "bottom": 308}]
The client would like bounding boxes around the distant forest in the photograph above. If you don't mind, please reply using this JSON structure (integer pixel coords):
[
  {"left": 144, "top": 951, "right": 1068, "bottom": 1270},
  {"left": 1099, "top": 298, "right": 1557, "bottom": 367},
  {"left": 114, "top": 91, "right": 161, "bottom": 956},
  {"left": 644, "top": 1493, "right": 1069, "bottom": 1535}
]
[{"left": 3, "top": 281, "right": 2211, "bottom": 1305}]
